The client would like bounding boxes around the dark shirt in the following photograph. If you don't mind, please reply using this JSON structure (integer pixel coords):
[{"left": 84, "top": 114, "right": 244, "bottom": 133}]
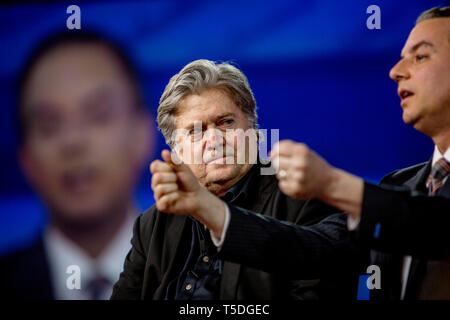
[{"left": 165, "top": 164, "right": 255, "bottom": 300}]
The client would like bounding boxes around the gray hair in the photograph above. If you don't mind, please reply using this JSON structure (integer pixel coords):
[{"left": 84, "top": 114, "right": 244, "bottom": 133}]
[
  {"left": 416, "top": 6, "right": 450, "bottom": 25},
  {"left": 157, "top": 59, "right": 258, "bottom": 146}
]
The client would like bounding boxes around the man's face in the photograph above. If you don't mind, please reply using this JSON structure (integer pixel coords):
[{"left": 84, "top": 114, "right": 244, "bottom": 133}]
[
  {"left": 389, "top": 18, "right": 450, "bottom": 136},
  {"left": 20, "top": 44, "right": 151, "bottom": 225},
  {"left": 173, "top": 88, "right": 255, "bottom": 196}
]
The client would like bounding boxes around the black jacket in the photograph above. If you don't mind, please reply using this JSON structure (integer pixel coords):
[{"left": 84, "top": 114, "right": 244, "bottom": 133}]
[
  {"left": 358, "top": 161, "right": 450, "bottom": 300},
  {"left": 0, "top": 237, "right": 54, "bottom": 300},
  {"left": 111, "top": 163, "right": 354, "bottom": 300}
]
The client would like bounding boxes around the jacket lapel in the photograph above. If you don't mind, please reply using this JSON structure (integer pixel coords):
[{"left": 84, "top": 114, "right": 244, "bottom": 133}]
[{"left": 403, "top": 161, "right": 431, "bottom": 192}]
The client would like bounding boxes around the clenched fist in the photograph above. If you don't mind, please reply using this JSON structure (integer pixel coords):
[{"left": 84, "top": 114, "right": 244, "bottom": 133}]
[
  {"left": 150, "top": 149, "right": 203, "bottom": 214},
  {"left": 270, "top": 140, "right": 363, "bottom": 218},
  {"left": 270, "top": 140, "right": 335, "bottom": 200},
  {"left": 149, "top": 149, "right": 226, "bottom": 237}
]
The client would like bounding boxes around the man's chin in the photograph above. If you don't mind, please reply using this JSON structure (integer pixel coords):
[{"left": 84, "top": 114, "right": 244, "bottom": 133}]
[
  {"left": 52, "top": 201, "right": 112, "bottom": 224},
  {"left": 402, "top": 110, "right": 418, "bottom": 126},
  {"left": 205, "top": 165, "right": 237, "bottom": 184}
]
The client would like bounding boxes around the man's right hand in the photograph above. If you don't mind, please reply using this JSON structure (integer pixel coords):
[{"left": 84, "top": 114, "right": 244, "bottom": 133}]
[
  {"left": 150, "top": 149, "right": 204, "bottom": 215},
  {"left": 150, "top": 149, "right": 226, "bottom": 238}
]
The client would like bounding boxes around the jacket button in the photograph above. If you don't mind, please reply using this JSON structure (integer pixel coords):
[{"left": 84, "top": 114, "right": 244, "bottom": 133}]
[
  {"left": 185, "top": 283, "right": 192, "bottom": 291},
  {"left": 203, "top": 256, "right": 210, "bottom": 263}
]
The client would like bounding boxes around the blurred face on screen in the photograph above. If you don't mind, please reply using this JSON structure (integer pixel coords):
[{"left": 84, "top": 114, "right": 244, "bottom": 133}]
[
  {"left": 19, "top": 43, "right": 151, "bottom": 226},
  {"left": 389, "top": 18, "right": 450, "bottom": 136}
]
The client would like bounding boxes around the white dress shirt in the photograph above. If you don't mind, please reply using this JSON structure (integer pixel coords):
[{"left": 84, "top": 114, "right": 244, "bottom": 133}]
[{"left": 43, "top": 212, "right": 136, "bottom": 300}]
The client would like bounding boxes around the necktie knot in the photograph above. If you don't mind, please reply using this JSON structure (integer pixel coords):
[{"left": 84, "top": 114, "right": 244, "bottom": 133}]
[
  {"left": 426, "top": 157, "right": 450, "bottom": 195},
  {"left": 86, "top": 275, "right": 111, "bottom": 300}
]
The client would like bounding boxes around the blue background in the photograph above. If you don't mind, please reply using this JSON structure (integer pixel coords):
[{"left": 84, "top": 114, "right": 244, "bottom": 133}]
[{"left": 0, "top": 0, "right": 445, "bottom": 262}]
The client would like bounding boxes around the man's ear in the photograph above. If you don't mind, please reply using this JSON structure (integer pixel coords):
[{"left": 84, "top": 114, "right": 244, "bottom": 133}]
[
  {"left": 133, "top": 108, "right": 156, "bottom": 168},
  {"left": 18, "top": 145, "right": 39, "bottom": 188}
]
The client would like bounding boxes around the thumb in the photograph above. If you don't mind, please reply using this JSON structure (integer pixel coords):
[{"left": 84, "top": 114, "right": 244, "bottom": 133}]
[
  {"left": 161, "top": 149, "right": 199, "bottom": 191},
  {"left": 161, "top": 149, "right": 189, "bottom": 172}
]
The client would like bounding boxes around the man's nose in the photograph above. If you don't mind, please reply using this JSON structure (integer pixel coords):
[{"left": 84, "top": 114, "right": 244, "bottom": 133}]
[
  {"left": 204, "top": 128, "right": 224, "bottom": 150},
  {"left": 58, "top": 121, "right": 88, "bottom": 157},
  {"left": 389, "top": 59, "right": 410, "bottom": 83}
]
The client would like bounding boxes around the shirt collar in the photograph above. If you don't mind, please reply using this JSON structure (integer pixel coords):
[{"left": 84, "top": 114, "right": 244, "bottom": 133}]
[
  {"left": 43, "top": 209, "right": 136, "bottom": 299},
  {"left": 221, "top": 164, "right": 256, "bottom": 203},
  {"left": 432, "top": 145, "right": 450, "bottom": 166}
]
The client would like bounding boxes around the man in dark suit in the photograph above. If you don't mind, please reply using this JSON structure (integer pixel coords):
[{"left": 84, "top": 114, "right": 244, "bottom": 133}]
[
  {"left": 0, "top": 31, "right": 154, "bottom": 300},
  {"left": 111, "top": 59, "right": 362, "bottom": 300}
]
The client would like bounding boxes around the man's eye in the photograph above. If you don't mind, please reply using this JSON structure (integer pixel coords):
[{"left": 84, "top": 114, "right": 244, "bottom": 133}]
[
  {"left": 415, "top": 54, "right": 427, "bottom": 62},
  {"left": 36, "top": 122, "right": 59, "bottom": 138},
  {"left": 88, "top": 107, "right": 113, "bottom": 124},
  {"left": 189, "top": 129, "right": 203, "bottom": 141},
  {"left": 220, "top": 119, "right": 234, "bottom": 126}
]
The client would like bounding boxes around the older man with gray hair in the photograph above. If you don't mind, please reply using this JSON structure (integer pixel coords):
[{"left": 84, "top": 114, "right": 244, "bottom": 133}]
[{"left": 111, "top": 59, "right": 360, "bottom": 300}]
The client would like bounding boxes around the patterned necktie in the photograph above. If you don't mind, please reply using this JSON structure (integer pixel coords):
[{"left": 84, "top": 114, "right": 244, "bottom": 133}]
[{"left": 426, "top": 157, "right": 450, "bottom": 196}]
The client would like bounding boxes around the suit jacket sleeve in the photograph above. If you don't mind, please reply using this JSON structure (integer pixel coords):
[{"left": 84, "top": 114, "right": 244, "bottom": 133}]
[
  {"left": 356, "top": 182, "right": 450, "bottom": 259},
  {"left": 219, "top": 205, "right": 355, "bottom": 279},
  {"left": 110, "top": 214, "right": 148, "bottom": 300}
]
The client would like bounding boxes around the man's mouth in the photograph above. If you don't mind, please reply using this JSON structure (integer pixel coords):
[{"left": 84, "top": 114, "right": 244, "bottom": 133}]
[
  {"left": 62, "top": 166, "right": 98, "bottom": 194},
  {"left": 206, "top": 155, "right": 231, "bottom": 165},
  {"left": 399, "top": 89, "right": 414, "bottom": 101}
]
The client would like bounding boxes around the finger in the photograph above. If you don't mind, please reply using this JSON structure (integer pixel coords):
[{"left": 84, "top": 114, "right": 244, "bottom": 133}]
[
  {"left": 153, "top": 183, "right": 178, "bottom": 200},
  {"left": 276, "top": 169, "right": 288, "bottom": 180},
  {"left": 272, "top": 156, "right": 295, "bottom": 174},
  {"left": 270, "top": 140, "right": 295, "bottom": 158},
  {"left": 151, "top": 172, "right": 177, "bottom": 188},
  {"left": 292, "top": 143, "right": 310, "bottom": 157},
  {"left": 156, "top": 192, "right": 179, "bottom": 212},
  {"left": 290, "top": 170, "right": 305, "bottom": 183},
  {"left": 161, "top": 150, "right": 189, "bottom": 172},
  {"left": 161, "top": 149, "right": 200, "bottom": 191},
  {"left": 278, "top": 179, "right": 296, "bottom": 196},
  {"left": 279, "top": 179, "right": 304, "bottom": 199},
  {"left": 275, "top": 156, "right": 295, "bottom": 170},
  {"left": 150, "top": 160, "right": 174, "bottom": 174},
  {"left": 270, "top": 152, "right": 292, "bottom": 171}
]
